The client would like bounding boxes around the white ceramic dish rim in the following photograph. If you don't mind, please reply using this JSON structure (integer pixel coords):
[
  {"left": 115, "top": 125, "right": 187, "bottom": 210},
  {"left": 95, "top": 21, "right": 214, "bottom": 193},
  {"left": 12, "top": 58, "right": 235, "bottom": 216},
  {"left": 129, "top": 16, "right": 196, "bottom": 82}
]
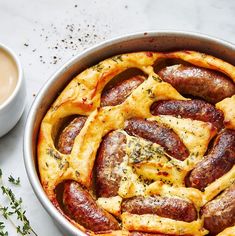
[
  {"left": 0, "top": 43, "right": 23, "bottom": 110},
  {"left": 23, "top": 30, "right": 235, "bottom": 236}
]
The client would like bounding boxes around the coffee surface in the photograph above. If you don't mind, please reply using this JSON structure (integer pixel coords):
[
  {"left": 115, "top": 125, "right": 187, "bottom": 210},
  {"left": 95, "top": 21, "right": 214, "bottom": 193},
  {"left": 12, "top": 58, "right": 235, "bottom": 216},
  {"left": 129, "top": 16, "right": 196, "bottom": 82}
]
[{"left": 0, "top": 49, "right": 18, "bottom": 105}]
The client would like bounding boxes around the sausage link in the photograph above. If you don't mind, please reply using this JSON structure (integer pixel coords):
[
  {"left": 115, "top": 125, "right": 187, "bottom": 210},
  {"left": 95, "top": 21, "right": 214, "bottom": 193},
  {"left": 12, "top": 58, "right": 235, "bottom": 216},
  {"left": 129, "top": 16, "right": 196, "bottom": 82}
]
[
  {"left": 186, "top": 129, "right": 235, "bottom": 191},
  {"left": 95, "top": 131, "right": 126, "bottom": 197},
  {"left": 101, "top": 75, "right": 145, "bottom": 107},
  {"left": 158, "top": 64, "right": 235, "bottom": 104},
  {"left": 124, "top": 118, "right": 189, "bottom": 161},
  {"left": 57, "top": 116, "right": 87, "bottom": 154},
  {"left": 63, "top": 180, "right": 120, "bottom": 232},
  {"left": 201, "top": 183, "right": 235, "bottom": 235},
  {"left": 122, "top": 195, "right": 197, "bottom": 222},
  {"left": 151, "top": 99, "right": 224, "bottom": 130}
]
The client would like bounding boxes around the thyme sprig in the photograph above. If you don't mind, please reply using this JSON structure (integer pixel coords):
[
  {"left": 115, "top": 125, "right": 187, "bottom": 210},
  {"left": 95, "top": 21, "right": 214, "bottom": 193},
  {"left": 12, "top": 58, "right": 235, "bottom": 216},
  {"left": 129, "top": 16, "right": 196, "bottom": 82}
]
[
  {"left": 0, "top": 222, "right": 8, "bottom": 236},
  {"left": 8, "top": 176, "right": 20, "bottom": 186},
  {"left": 0, "top": 169, "right": 38, "bottom": 235}
]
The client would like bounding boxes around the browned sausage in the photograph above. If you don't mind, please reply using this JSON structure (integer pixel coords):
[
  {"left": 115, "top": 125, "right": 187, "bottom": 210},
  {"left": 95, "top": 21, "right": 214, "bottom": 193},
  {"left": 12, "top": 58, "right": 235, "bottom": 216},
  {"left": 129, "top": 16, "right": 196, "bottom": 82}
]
[
  {"left": 151, "top": 99, "right": 224, "bottom": 130},
  {"left": 186, "top": 129, "right": 235, "bottom": 191},
  {"left": 201, "top": 183, "right": 235, "bottom": 235},
  {"left": 95, "top": 131, "right": 126, "bottom": 197},
  {"left": 57, "top": 116, "right": 87, "bottom": 154},
  {"left": 63, "top": 180, "right": 120, "bottom": 232},
  {"left": 124, "top": 118, "right": 189, "bottom": 161},
  {"left": 158, "top": 64, "right": 235, "bottom": 104},
  {"left": 101, "top": 75, "right": 145, "bottom": 107},
  {"left": 122, "top": 195, "right": 197, "bottom": 222}
]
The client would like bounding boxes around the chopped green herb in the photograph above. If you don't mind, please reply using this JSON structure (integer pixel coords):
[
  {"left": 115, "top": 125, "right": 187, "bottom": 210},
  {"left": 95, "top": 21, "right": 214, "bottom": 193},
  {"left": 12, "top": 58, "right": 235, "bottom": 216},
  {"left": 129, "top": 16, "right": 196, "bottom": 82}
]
[
  {"left": 46, "top": 148, "right": 62, "bottom": 160},
  {"left": 0, "top": 222, "right": 8, "bottom": 236},
  {"left": 146, "top": 89, "right": 155, "bottom": 99},
  {"left": 111, "top": 55, "right": 123, "bottom": 63},
  {"left": 8, "top": 176, "right": 20, "bottom": 186},
  {"left": 152, "top": 75, "right": 162, "bottom": 82},
  {"left": 92, "top": 63, "right": 103, "bottom": 72},
  {"left": 75, "top": 171, "right": 80, "bottom": 177}
]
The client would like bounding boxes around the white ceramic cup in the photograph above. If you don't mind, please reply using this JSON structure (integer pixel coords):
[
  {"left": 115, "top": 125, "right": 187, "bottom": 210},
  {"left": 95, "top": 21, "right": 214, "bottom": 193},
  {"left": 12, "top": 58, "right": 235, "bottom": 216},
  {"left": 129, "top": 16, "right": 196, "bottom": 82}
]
[{"left": 0, "top": 43, "right": 26, "bottom": 137}]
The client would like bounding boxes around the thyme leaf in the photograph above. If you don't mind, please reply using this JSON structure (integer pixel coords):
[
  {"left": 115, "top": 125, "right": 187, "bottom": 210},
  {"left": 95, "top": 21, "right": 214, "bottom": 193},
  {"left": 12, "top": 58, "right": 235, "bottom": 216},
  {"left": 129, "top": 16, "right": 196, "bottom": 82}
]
[
  {"left": 92, "top": 63, "right": 103, "bottom": 72},
  {"left": 111, "top": 55, "right": 123, "bottom": 63},
  {"left": 152, "top": 75, "right": 162, "bottom": 82},
  {"left": 8, "top": 176, "right": 20, "bottom": 186},
  {"left": 0, "top": 222, "right": 8, "bottom": 236},
  {"left": 46, "top": 148, "right": 62, "bottom": 160}
]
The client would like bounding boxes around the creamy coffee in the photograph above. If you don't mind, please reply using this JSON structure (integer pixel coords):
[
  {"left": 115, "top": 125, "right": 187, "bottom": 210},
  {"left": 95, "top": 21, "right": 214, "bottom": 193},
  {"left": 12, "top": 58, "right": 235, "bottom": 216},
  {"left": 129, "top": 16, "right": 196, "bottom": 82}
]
[{"left": 0, "top": 49, "right": 18, "bottom": 105}]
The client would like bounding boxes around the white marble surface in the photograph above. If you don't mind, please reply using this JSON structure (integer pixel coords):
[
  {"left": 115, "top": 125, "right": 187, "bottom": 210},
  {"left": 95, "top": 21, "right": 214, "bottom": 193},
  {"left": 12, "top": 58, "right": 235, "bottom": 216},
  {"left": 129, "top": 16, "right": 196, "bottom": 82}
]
[{"left": 0, "top": 0, "right": 235, "bottom": 235}]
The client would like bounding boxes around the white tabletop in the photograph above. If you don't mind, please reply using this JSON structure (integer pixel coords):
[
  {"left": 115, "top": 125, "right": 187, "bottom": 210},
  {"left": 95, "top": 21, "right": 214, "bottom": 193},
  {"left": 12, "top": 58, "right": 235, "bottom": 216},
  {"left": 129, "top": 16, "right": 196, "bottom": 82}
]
[{"left": 0, "top": 0, "right": 234, "bottom": 235}]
